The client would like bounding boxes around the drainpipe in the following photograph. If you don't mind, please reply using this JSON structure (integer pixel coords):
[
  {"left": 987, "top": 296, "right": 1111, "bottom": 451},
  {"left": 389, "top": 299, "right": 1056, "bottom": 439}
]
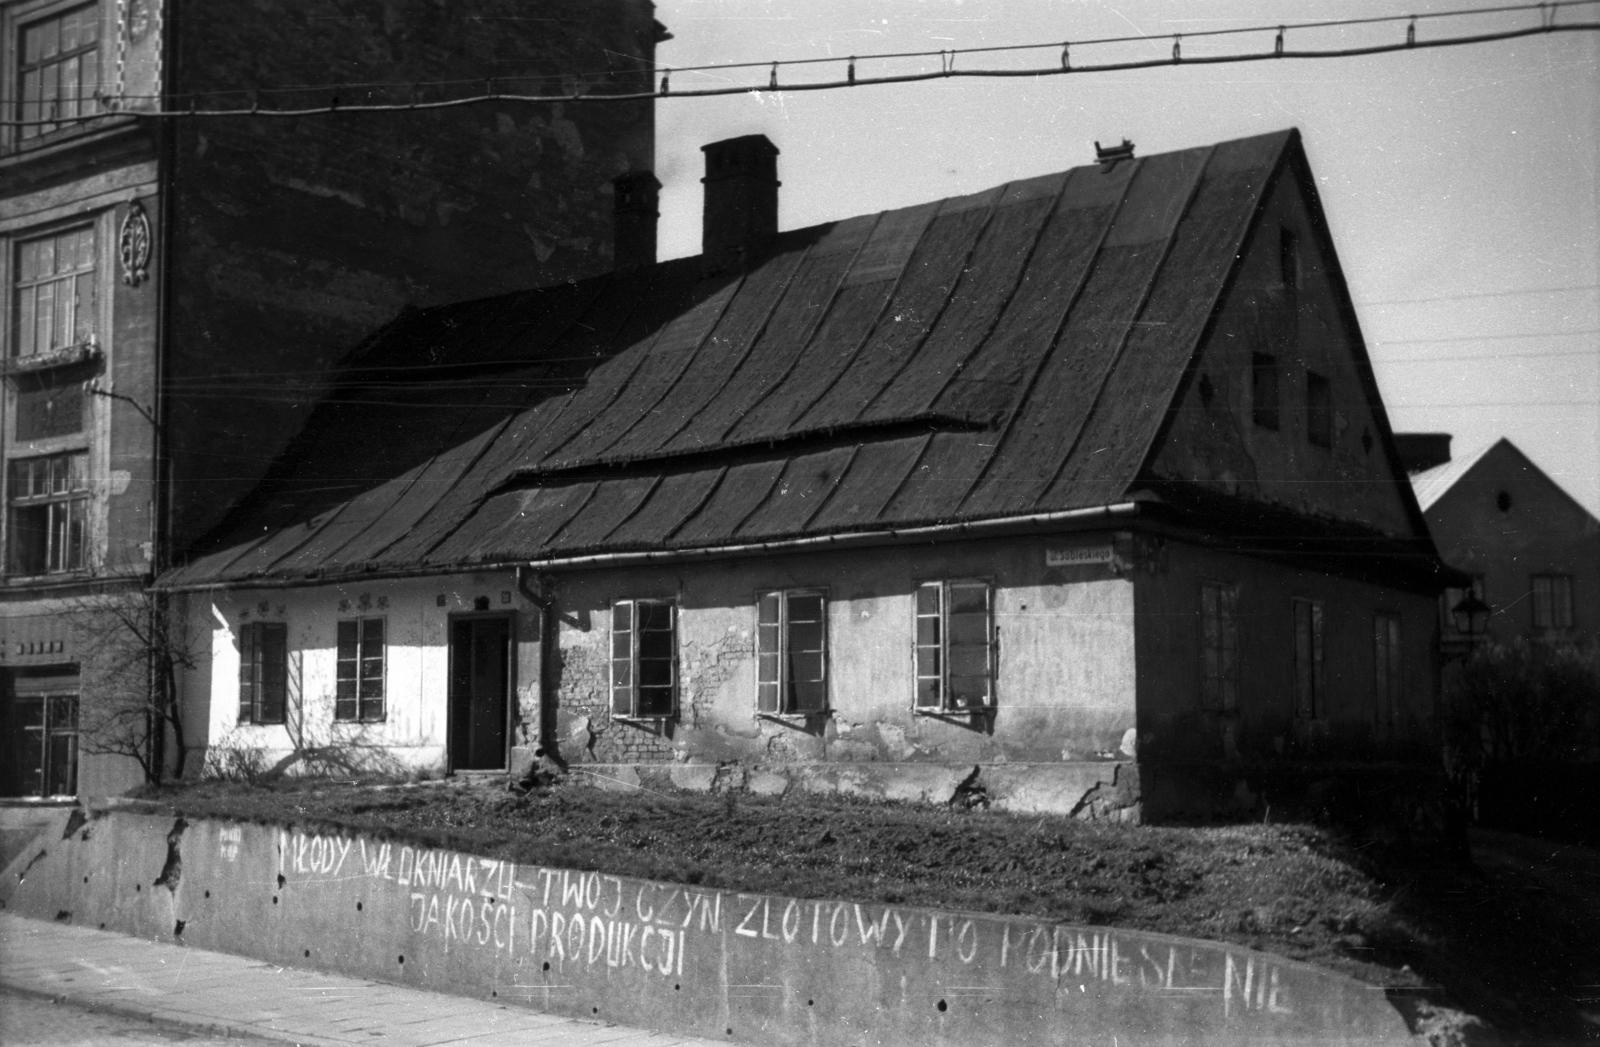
[{"left": 515, "top": 567, "right": 559, "bottom": 762}]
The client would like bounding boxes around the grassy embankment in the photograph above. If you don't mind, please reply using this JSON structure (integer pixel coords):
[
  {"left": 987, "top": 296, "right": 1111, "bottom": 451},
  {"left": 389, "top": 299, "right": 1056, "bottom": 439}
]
[{"left": 141, "top": 777, "right": 1600, "bottom": 1044}]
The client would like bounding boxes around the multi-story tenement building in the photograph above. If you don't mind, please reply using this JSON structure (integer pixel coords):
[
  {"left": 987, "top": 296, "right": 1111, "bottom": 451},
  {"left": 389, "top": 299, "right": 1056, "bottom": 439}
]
[{"left": 0, "top": 0, "right": 661, "bottom": 798}]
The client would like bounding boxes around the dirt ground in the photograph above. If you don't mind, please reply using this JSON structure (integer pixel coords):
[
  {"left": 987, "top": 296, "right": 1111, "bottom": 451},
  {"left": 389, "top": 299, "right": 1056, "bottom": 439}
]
[{"left": 140, "top": 777, "right": 1600, "bottom": 1045}]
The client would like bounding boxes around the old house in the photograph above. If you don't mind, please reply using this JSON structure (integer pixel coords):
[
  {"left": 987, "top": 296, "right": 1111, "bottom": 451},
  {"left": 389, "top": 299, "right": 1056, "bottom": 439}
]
[
  {"left": 1404, "top": 435, "right": 1598, "bottom": 653},
  {"left": 159, "top": 129, "right": 1461, "bottom": 818},
  {"left": 0, "top": 0, "right": 661, "bottom": 799}
]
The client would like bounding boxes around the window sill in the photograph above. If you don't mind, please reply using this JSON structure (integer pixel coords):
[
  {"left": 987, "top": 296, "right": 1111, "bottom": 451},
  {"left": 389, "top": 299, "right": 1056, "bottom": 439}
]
[
  {"left": 4, "top": 343, "right": 103, "bottom": 377},
  {"left": 756, "top": 711, "right": 829, "bottom": 725},
  {"left": 913, "top": 706, "right": 992, "bottom": 720}
]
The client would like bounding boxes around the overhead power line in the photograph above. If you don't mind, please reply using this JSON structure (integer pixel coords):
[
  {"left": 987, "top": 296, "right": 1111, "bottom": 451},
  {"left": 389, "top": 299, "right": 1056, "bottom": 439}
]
[
  {"left": 2, "top": 0, "right": 1596, "bottom": 126},
  {"left": 1358, "top": 282, "right": 1600, "bottom": 305}
]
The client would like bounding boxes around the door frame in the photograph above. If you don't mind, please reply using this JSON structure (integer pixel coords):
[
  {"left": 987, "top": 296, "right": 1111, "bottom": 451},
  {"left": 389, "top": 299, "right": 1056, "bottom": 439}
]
[{"left": 445, "top": 611, "right": 517, "bottom": 773}]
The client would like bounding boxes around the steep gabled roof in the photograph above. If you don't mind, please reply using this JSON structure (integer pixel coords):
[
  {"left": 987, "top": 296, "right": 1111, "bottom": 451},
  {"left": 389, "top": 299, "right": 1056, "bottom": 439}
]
[
  {"left": 161, "top": 128, "right": 1416, "bottom": 591},
  {"left": 1410, "top": 441, "right": 1500, "bottom": 512}
]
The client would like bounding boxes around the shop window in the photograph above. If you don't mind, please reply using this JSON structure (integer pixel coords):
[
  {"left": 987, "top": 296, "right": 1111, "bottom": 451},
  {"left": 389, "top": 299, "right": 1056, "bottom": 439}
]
[
  {"left": 238, "top": 621, "right": 287, "bottom": 725},
  {"left": 1531, "top": 574, "right": 1574, "bottom": 632},
  {"left": 1293, "top": 598, "right": 1324, "bottom": 719},
  {"left": 757, "top": 590, "right": 827, "bottom": 715},
  {"left": 1251, "top": 353, "right": 1279, "bottom": 430},
  {"left": 17, "top": 3, "right": 100, "bottom": 141},
  {"left": 1200, "top": 581, "right": 1239, "bottom": 712},
  {"left": 335, "top": 618, "right": 385, "bottom": 722},
  {"left": 1306, "top": 371, "right": 1332, "bottom": 448},
  {"left": 1374, "top": 612, "right": 1403, "bottom": 724},
  {"left": 13, "top": 226, "right": 97, "bottom": 358},
  {"left": 914, "top": 580, "right": 993, "bottom": 712},
  {"left": 611, "top": 599, "right": 676, "bottom": 718},
  {"left": 7, "top": 451, "right": 87, "bottom": 575}
]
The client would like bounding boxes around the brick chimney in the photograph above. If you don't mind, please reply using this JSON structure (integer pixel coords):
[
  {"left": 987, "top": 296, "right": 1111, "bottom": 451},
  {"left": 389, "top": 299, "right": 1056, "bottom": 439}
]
[
  {"left": 701, "top": 134, "right": 779, "bottom": 274},
  {"left": 612, "top": 170, "right": 661, "bottom": 272}
]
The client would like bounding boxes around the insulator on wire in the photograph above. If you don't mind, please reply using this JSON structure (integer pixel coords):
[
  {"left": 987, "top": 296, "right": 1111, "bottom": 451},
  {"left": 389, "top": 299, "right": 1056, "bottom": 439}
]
[
  {"left": 847, "top": 57, "right": 856, "bottom": 84},
  {"left": 1061, "top": 42, "right": 1071, "bottom": 70},
  {"left": 1407, "top": 17, "right": 1417, "bottom": 46},
  {"left": 769, "top": 63, "right": 778, "bottom": 89},
  {"left": 659, "top": 70, "right": 670, "bottom": 94},
  {"left": 1172, "top": 34, "right": 1182, "bottom": 61},
  {"left": 1275, "top": 27, "right": 1285, "bottom": 56}
]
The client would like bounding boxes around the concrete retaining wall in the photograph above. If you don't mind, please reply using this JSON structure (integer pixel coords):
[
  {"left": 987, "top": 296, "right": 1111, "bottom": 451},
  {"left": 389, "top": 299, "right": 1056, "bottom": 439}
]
[{"left": 1, "top": 807, "right": 1414, "bottom": 1046}]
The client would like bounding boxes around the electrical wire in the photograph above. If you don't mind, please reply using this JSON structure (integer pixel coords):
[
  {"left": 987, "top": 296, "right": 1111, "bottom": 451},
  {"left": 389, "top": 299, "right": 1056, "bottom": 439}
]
[{"left": 2, "top": 0, "right": 1595, "bottom": 126}]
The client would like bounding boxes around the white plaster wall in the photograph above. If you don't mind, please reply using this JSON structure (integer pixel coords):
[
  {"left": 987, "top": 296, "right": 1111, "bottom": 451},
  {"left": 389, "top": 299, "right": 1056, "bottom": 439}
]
[{"left": 187, "top": 573, "right": 537, "bottom": 777}]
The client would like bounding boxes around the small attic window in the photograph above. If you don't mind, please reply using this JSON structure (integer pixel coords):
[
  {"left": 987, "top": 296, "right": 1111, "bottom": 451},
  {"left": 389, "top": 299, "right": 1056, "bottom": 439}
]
[
  {"left": 1280, "top": 227, "right": 1301, "bottom": 291},
  {"left": 1306, "top": 371, "right": 1332, "bottom": 448},
  {"left": 1198, "top": 373, "right": 1215, "bottom": 408},
  {"left": 1252, "top": 354, "right": 1279, "bottom": 431},
  {"left": 1496, "top": 490, "right": 1513, "bottom": 513}
]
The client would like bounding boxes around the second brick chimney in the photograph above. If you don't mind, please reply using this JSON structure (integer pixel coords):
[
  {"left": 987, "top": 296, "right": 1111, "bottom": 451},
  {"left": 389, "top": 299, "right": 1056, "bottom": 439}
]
[
  {"left": 701, "top": 134, "right": 779, "bottom": 274},
  {"left": 612, "top": 170, "right": 661, "bottom": 271}
]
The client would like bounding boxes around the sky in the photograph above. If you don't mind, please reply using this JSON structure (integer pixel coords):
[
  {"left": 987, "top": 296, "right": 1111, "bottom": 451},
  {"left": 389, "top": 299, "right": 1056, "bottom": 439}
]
[{"left": 647, "top": 0, "right": 1600, "bottom": 516}]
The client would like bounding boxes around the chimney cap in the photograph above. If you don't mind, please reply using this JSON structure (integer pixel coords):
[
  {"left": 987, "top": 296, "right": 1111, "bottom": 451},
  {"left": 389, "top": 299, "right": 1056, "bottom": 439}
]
[
  {"left": 700, "top": 134, "right": 780, "bottom": 157},
  {"left": 1095, "top": 138, "right": 1135, "bottom": 163}
]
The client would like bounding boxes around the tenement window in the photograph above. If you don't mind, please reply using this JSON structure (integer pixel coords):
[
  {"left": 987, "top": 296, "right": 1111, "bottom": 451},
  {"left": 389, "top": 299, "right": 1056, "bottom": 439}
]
[
  {"left": 17, "top": 3, "right": 100, "bottom": 141},
  {"left": 611, "top": 599, "right": 676, "bottom": 718},
  {"left": 1531, "top": 574, "right": 1574, "bottom": 632},
  {"left": 1279, "top": 227, "right": 1301, "bottom": 291},
  {"left": 238, "top": 621, "right": 287, "bottom": 725},
  {"left": 1200, "top": 581, "right": 1239, "bottom": 712},
  {"left": 13, "top": 226, "right": 97, "bottom": 358},
  {"left": 914, "top": 580, "right": 993, "bottom": 712},
  {"left": 1, "top": 681, "right": 77, "bottom": 797},
  {"left": 335, "top": 618, "right": 384, "bottom": 722},
  {"left": 1251, "top": 353, "right": 1279, "bottom": 430},
  {"left": 1306, "top": 371, "right": 1332, "bottom": 448},
  {"left": 7, "top": 451, "right": 87, "bottom": 575},
  {"left": 757, "top": 589, "right": 827, "bottom": 715},
  {"left": 1293, "top": 597, "right": 1324, "bottom": 719},
  {"left": 1373, "top": 612, "right": 1402, "bottom": 724}
]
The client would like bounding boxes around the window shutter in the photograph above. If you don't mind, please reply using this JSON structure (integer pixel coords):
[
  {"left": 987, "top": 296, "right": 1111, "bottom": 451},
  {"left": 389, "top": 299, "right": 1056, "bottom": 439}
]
[
  {"left": 259, "top": 623, "right": 288, "bottom": 724},
  {"left": 611, "top": 601, "right": 634, "bottom": 716},
  {"left": 238, "top": 623, "right": 256, "bottom": 724},
  {"left": 914, "top": 583, "right": 942, "bottom": 709},
  {"left": 756, "top": 593, "right": 780, "bottom": 713},
  {"left": 335, "top": 620, "right": 358, "bottom": 721},
  {"left": 1220, "top": 585, "right": 1239, "bottom": 712},
  {"left": 359, "top": 618, "right": 385, "bottom": 721}
]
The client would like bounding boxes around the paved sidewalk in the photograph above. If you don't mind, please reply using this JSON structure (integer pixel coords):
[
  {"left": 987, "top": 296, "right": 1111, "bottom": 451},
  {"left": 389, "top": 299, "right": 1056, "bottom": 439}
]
[{"left": 0, "top": 914, "right": 726, "bottom": 1047}]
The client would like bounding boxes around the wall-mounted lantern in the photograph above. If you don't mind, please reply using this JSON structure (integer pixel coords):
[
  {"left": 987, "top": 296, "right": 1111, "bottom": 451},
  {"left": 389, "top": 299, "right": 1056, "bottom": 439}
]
[{"left": 1451, "top": 592, "right": 1492, "bottom": 640}]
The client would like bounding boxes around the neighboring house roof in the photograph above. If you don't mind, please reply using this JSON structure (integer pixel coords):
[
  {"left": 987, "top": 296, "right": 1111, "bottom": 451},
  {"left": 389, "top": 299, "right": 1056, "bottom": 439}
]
[
  {"left": 1410, "top": 440, "right": 1499, "bottom": 512},
  {"left": 158, "top": 128, "right": 1442, "bottom": 592},
  {"left": 1411, "top": 436, "right": 1600, "bottom": 524}
]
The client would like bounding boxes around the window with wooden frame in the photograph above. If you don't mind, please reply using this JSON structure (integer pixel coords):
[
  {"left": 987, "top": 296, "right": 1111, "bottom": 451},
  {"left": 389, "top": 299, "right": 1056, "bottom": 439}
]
[
  {"left": 335, "top": 618, "right": 385, "bottom": 722},
  {"left": 1200, "top": 581, "right": 1239, "bottom": 712},
  {"left": 611, "top": 598, "right": 677, "bottom": 718},
  {"left": 1531, "top": 574, "right": 1573, "bottom": 632},
  {"left": 1373, "top": 612, "right": 1402, "bottom": 724},
  {"left": 15, "top": 2, "right": 101, "bottom": 142},
  {"left": 3, "top": 684, "right": 77, "bottom": 797},
  {"left": 13, "top": 225, "right": 97, "bottom": 358},
  {"left": 238, "top": 621, "right": 287, "bottom": 725},
  {"left": 757, "top": 589, "right": 827, "bottom": 715},
  {"left": 1293, "top": 597, "right": 1324, "bottom": 719},
  {"left": 914, "top": 580, "right": 993, "bottom": 712},
  {"left": 7, "top": 451, "right": 87, "bottom": 575}
]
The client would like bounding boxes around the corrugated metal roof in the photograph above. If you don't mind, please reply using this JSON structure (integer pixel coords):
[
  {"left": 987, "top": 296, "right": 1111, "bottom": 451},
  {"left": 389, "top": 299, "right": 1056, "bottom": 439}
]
[{"left": 160, "top": 128, "right": 1375, "bottom": 590}]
